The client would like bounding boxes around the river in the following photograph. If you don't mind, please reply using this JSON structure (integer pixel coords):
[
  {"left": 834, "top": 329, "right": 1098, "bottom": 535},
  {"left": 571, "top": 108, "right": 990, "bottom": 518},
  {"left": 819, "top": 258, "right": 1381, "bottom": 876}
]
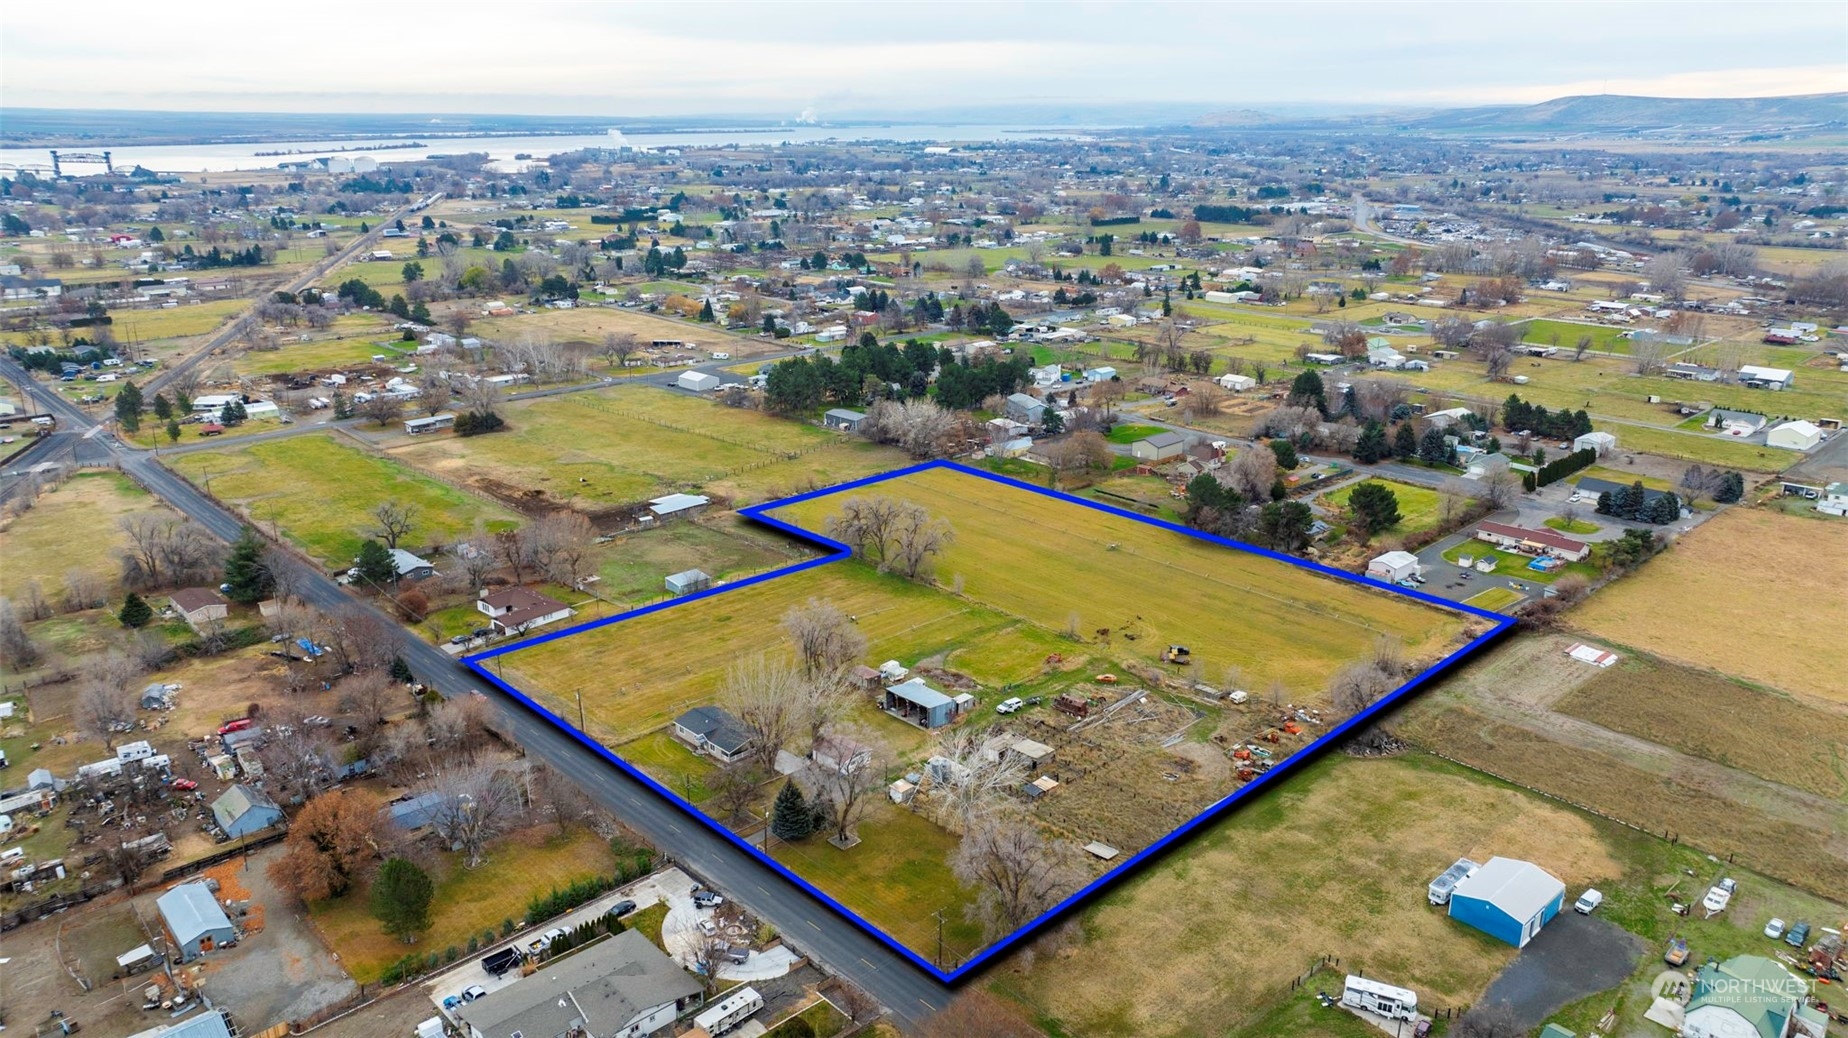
[{"left": 0, "top": 124, "right": 1113, "bottom": 174}]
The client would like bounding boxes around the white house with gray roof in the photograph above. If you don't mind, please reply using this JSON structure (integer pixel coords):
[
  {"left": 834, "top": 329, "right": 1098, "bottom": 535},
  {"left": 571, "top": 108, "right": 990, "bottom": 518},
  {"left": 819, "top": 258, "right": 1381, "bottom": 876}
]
[{"left": 454, "top": 929, "right": 702, "bottom": 1038}]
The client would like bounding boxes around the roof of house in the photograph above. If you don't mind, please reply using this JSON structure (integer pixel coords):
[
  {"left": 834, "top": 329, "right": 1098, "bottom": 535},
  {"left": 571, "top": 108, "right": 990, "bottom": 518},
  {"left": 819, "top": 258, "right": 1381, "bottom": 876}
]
[
  {"left": 1006, "top": 392, "right": 1043, "bottom": 408},
  {"left": 210, "top": 784, "right": 280, "bottom": 830},
  {"left": 480, "top": 586, "right": 569, "bottom": 628},
  {"left": 649, "top": 493, "right": 710, "bottom": 516},
  {"left": 157, "top": 882, "right": 233, "bottom": 945},
  {"left": 456, "top": 929, "right": 701, "bottom": 1038},
  {"left": 1451, "top": 856, "right": 1564, "bottom": 920},
  {"left": 389, "top": 548, "right": 433, "bottom": 574},
  {"left": 675, "top": 706, "right": 753, "bottom": 755},
  {"left": 129, "top": 1009, "right": 236, "bottom": 1038},
  {"left": 1686, "top": 955, "right": 1818, "bottom": 1038},
  {"left": 1574, "top": 475, "right": 1673, "bottom": 504},
  {"left": 169, "top": 587, "right": 228, "bottom": 614},
  {"left": 382, "top": 790, "right": 446, "bottom": 830},
  {"left": 886, "top": 677, "right": 953, "bottom": 711},
  {"left": 824, "top": 408, "right": 866, "bottom": 421},
  {"left": 1476, "top": 521, "right": 1588, "bottom": 555},
  {"left": 1140, "top": 431, "right": 1185, "bottom": 449}
]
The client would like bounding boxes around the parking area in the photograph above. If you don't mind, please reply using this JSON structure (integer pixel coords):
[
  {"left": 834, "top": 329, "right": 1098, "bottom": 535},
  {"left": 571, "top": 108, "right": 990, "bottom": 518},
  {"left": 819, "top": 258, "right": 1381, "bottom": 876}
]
[{"left": 1475, "top": 910, "right": 1646, "bottom": 1029}]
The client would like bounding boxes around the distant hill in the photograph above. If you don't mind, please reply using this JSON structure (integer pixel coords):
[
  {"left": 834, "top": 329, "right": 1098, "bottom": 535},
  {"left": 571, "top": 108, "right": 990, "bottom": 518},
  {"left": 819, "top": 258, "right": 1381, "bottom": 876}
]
[{"left": 1407, "top": 93, "right": 1848, "bottom": 133}]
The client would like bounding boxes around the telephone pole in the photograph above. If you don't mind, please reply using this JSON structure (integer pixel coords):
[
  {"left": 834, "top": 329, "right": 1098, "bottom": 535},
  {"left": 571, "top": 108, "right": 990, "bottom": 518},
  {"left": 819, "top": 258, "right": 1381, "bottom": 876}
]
[{"left": 932, "top": 908, "right": 946, "bottom": 969}]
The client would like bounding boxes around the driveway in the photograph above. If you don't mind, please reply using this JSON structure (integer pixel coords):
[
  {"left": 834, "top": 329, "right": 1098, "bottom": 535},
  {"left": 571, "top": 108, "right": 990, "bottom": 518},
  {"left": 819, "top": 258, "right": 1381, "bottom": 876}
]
[
  {"left": 1475, "top": 910, "right": 1646, "bottom": 1029},
  {"left": 661, "top": 881, "right": 801, "bottom": 981}
]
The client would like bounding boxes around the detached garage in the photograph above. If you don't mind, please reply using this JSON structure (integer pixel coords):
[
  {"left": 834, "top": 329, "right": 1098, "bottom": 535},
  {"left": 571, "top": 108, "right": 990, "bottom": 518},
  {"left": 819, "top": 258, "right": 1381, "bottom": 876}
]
[
  {"left": 676, "top": 370, "right": 721, "bottom": 392},
  {"left": 1766, "top": 420, "right": 1822, "bottom": 452},
  {"left": 1447, "top": 856, "right": 1565, "bottom": 948}
]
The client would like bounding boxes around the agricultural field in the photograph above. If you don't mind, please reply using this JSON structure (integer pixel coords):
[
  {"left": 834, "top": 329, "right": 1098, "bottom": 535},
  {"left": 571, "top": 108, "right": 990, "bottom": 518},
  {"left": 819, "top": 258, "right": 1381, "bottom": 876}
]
[
  {"left": 167, "top": 433, "right": 520, "bottom": 565},
  {"left": 1518, "top": 318, "right": 1635, "bottom": 354},
  {"left": 387, "top": 385, "right": 911, "bottom": 512},
  {"left": 488, "top": 464, "right": 1484, "bottom": 966},
  {"left": 0, "top": 471, "right": 163, "bottom": 603},
  {"left": 592, "top": 515, "right": 812, "bottom": 606},
  {"left": 1321, "top": 478, "right": 1445, "bottom": 535},
  {"left": 469, "top": 305, "right": 770, "bottom": 358},
  {"left": 1571, "top": 507, "right": 1848, "bottom": 701}
]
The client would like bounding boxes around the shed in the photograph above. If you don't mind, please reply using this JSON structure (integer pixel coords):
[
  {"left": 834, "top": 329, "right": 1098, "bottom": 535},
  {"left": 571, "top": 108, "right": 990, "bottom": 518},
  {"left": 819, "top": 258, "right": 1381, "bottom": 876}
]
[
  {"left": 1217, "top": 373, "right": 1256, "bottom": 392},
  {"left": 140, "top": 683, "right": 174, "bottom": 710},
  {"left": 388, "top": 549, "right": 435, "bottom": 580},
  {"left": 1367, "top": 550, "right": 1421, "bottom": 583},
  {"left": 1766, "top": 419, "right": 1822, "bottom": 451},
  {"left": 1004, "top": 392, "right": 1046, "bottom": 425},
  {"left": 647, "top": 493, "right": 710, "bottom": 520},
  {"left": 210, "top": 784, "right": 283, "bottom": 838},
  {"left": 823, "top": 408, "right": 867, "bottom": 432},
  {"left": 665, "top": 568, "right": 711, "bottom": 596},
  {"left": 157, "top": 882, "right": 236, "bottom": 961},
  {"left": 1131, "top": 431, "right": 1186, "bottom": 461},
  {"left": 676, "top": 370, "right": 721, "bottom": 392},
  {"left": 882, "top": 677, "right": 960, "bottom": 728},
  {"left": 1447, "top": 856, "right": 1565, "bottom": 947},
  {"left": 1572, "top": 431, "right": 1617, "bottom": 456},
  {"left": 402, "top": 413, "right": 455, "bottom": 435},
  {"left": 1010, "top": 739, "right": 1055, "bottom": 766}
]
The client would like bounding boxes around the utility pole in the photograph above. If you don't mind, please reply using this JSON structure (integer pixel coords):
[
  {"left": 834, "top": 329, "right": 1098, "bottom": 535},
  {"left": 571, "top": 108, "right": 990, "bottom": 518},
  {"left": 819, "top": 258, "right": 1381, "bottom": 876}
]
[
  {"left": 932, "top": 908, "right": 946, "bottom": 969},
  {"left": 575, "top": 687, "right": 585, "bottom": 730}
]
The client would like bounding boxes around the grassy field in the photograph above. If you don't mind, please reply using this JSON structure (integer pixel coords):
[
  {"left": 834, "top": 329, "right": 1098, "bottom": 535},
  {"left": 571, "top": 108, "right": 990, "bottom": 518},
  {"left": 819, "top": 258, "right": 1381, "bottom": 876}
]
[
  {"left": 233, "top": 334, "right": 409, "bottom": 377},
  {"left": 312, "top": 824, "right": 618, "bottom": 983},
  {"left": 1571, "top": 507, "right": 1848, "bottom": 702},
  {"left": 1555, "top": 655, "right": 1848, "bottom": 800},
  {"left": 618, "top": 730, "right": 720, "bottom": 804},
  {"left": 1103, "top": 423, "right": 1167, "bottom": 445},
  {"left": 1321, "top": 478, "right": 1445, "bottom": 535},
  {"left": 999, "top": 753, "right": 1621, "bottom": 1038},
  {"left": 593, "top": 516, "right": 807, "bottom": 606},
  {"left": 1462, "top": 586, "right": 1524, "bottom": 611},
  {"left": 771, "top": 799, "right": 987, "bottom": 966},
  {"left": 0, "top": 471, "right": 163, "bottom": 602},
  {"left": 1519, "top": 318, "right": 1634, "bottom": 354},
  {"left": 389, "top": 386, "right": 911, "bottom": 512},
  {"left": 166, "top": 433, "right": 519, "bottom": 565}
]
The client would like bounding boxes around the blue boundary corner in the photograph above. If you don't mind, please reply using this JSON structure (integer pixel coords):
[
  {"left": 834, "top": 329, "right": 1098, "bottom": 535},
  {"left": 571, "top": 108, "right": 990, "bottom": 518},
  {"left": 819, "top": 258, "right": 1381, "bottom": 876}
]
[{"left": 463, "top": 459, "right": 1516, "bottom": 983}]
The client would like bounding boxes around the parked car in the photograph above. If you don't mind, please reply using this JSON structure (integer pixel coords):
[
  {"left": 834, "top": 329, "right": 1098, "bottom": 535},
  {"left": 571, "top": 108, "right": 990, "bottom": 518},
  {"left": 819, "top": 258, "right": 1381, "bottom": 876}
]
[
  {"left": 1764, "top": 918, "right": 1787, "bottom": 940},
  {"left": 481, "top": 947, "right": 521, "bottom": 976},
  {"left": 608, "top": 899, "right": 637, "bottom": 918},
  {"left": 1787, "top": 921, "right": 1812, "bottom": 948},
  {"left": 170, "top": 778, "right": 198, "bottom": 791},
  {"left": 996, "top": 697, "right": 1025, "bottom": 714},
  {"left": 1573, "top": 889, "right": 1604, "bottom": 914},
  {"left": 462, "top": 984, "right": 488, "bottom": 1002}
]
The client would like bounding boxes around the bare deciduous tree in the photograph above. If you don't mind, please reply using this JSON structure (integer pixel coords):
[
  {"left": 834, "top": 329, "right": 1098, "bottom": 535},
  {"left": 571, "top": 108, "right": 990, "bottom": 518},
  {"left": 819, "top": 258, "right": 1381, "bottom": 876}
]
[
  {"left": 528, "top": 762, "right": 593, "bottom": 833},
  {"left": 0, "top": 598, "right": 40, "bottom": 670},
  {"left": 930, "top": 728, "right": 1028, "bottom": 832},
  {"left": 371, "top": 502, "right": 418, "bottom": 551},
  {"left": 888, "top": 503, "right": 954, "bottom": 580},
  {"left": 1630, "top": 331, "right": 1669, "bottom": 377},
  {"left": 597, "top": 331, "right": 639, "bottom": 370},
  {"left": 522, "top": 510, "right": 595, "bottom": 587},
  {"left": 75, "top": 652, "right": 141, "bottom": 749},
  {"left": 721, "top": 654, "right": 804, "bottom": 773},
  {"left": 118, "top": 515, "right": 221, "bottom": 591},
  {"left": 1223, "top": 444, "right": 1278, "bottom": 503},
  {"left": 783, "top": 599, "right": 866, "bottom": 679},
  {"left": 359, "top": 393, "right": 405, "bottom": 427},
  {"left": 259, "top": 708, "right": 337, "bottom": 804},
  {"left": 426, "top": 764, "right": 525, "bottom": 868},
  {"left": 811, "top": 726, "right": 880, "bottom": 846},
  {"left": 953, "top": 810, "right": 1076, "bottom": 937}
]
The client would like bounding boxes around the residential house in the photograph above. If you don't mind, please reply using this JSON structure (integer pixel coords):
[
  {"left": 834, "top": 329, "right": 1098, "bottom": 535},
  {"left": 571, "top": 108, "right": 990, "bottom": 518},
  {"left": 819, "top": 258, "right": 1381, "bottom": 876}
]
[
  {"left": 1475, "top": 521, "right": 1591, "bottom": 563},
  {"left": 169, "top": 588, "right": 229, "bottom": 631},
  {"left": 389, "top": 549, "right": 435, "bottom": 581},
  {"left": 403, "top": 413, "right": 455, "bottom": 435},
  {"left": 381, "top": 790, "right": 446, "bottom": 832},
  {"left": 1005, "top": 392, "right": 1046, "bottom": 426},
  {"left": 1680, "top": 955, "right": 1828, "bottom": 1038},
  {"left": 475, "top": 587, "right": 573, "bottom": 635},
  {"left": 210, "top": 784, "right": 283, "bottom": 838},
  {"left": 1665, "top": 361, "right": 1721, "bottom": 382},
  {"left": 454, "top": 929, "right": 704, "bottom": 1038},
  {"left": 1818, "top": 483, "right": 1848, "bottom": 517},
  {"left": 672, "top": 707, "right": 754, "bottom": 763},
  {"left": 1708, "top": 409, "right": 1768, "bottom": 435},
  {"left": 157, "top": 882, "right": 236, "bottom": 961},
  {"left": 0, "top": 275, "right": 63, "bottom": 301}
]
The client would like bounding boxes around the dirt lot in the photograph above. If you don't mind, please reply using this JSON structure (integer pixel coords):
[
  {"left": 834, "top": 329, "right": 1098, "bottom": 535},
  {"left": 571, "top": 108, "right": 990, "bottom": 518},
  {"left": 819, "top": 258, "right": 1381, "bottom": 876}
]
[{"left": 1570, "top": 506, "right": 1848, "bottom": 702}]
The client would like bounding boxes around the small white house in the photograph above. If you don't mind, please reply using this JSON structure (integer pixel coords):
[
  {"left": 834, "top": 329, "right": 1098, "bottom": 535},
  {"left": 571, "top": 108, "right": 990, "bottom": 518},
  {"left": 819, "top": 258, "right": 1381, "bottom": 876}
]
[
  {"left": 1367, "top": 550, "right": 1421, "bottom": 583},
  {"left": 1766, "top": 420, "right": 1822, "bottom": 451},
  {"left": 1572, "top": 431, "right": 1617, "bottom": 456},
  {"left": 1819, "top": 483, "right": 1848, "bottom": 517}
]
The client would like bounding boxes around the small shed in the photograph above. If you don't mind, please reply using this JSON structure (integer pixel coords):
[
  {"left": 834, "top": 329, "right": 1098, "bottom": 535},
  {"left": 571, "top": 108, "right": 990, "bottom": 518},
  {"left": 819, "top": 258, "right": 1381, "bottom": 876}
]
[
  {"left": 140, "top": 683, "right": 173, "bottom": 710},
  {"left": 887, "top": 778, "right": 917, "bottom": 804},
  {"left": 665, "top": 568, "right": 711, "bottom": 596},
  {"left": 677, "top": 370, "right": 721, "bottom": 392},
  {"left": 882, "top": 677, "right": 960, "bottom": 729},
  {"left": 1010, "top": 739, "right": 1055, "bottom": 767},
  {"left": 823, "top": 408, "right": 867, "bottom": 432},
  {"left": 389, "top": 549, "right": 435, "bottom": 580},
  {"left": 1367, "top": 550, "right": 1421, "bottom": 583},
  {"left": 157, "top": 882, "right": 236, "bottom": 961},
  {"left": 1447, "top": 856, "right": 1565, "bottom": 948},
  {"left": 211, "top": 784, "right": 283, "bottom": 838},
  {"left": 647, "top": 493, "right": 710, "bottom": 521}
]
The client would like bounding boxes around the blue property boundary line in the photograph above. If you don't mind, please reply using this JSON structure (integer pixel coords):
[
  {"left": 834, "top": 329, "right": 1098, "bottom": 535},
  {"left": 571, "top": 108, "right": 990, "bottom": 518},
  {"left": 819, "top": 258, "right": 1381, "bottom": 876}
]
[{"left": 464, "top": 459, "right": 1516, "bottom": 983}]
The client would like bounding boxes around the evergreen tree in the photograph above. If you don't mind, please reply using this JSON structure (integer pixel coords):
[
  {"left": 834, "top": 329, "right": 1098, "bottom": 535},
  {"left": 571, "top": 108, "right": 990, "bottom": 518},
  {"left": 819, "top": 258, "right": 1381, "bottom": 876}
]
[
  {"left": 770, "top": 780, "right": 815, "bottom": 841},
  {"left": 118, "top": 592, "right": 153, "bottom": 628},
  {"left": 1595, "top": 490, "right": 1614, "bottom": 516},
  {"left": 1042, "top": 408, "right": 1064, "bottom": 434},
  {"left": 354, "top": 539, "right": 396, "bottom": 588},
  {"left": 390, "top": 656, "right": 414, "bottom": 684},
  {"left": 1267, "top": 439, "right": 1298, "bottom": 470},
  {"left": 1417, "top": 426, "right": 1450, "bottom": 466},
  {"left": 165, "top": 419, "right": 181, "bottom": 444},
  {"left": 1347, "top": 482, "right": 1403, "bottom": 536},
  {"left": 1354, "top": 422, "right": 1389, "bottom": 464},
  {"left": 332, "top": 391, "right": 352, "bottom": 419},
  {"left": 1392, "top": 421, "right": 1418, "bottom": 460},
  {"left": 114, "top": 380, "right": 144, "bottom": 432},
  {"left": 152, "top": 393, "right": 173, "bottom": 421},
  {"left": 698, "top": 299, "right": 715, "bottom": 322},
  {"left": 409, "top": 301, "right": 432, "bottom": 325},
  {"left": 372, "top": 857, "right": 435, "bottom": 943},
  {"left": 223, "top": 526, "right": 274, "bottom": 604},
  {"left": 1286, "top": 370, "right": 1327, "bottom": 414}
]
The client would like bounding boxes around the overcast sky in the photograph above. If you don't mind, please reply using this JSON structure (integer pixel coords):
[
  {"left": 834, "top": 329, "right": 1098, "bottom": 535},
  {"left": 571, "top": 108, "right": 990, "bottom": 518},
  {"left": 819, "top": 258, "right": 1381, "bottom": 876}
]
[{"left": 4, "top": 0, "right": 1844, "bottom": 118}]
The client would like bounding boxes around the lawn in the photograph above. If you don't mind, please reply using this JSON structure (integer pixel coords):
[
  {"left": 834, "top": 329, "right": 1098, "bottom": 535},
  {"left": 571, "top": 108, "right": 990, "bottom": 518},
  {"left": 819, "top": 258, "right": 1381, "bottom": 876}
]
[
  {"left": 233, "top": 334, "right": 409, "bottom": 377},
  {"left": 1438, "top": 542, "right": 1596, "bottom": 585},
  {"left": 1519, "top": 318, "right": 1634, "bottom": 354},
  {"left": 311, "top": 825, "right": 618, "bottom": 984},
  {"left": 593, "top": 516, "right": 809, "bottom": 606},
  {"left": 1103, "top": 423, "right": 1167, "bottom": 445},
  {"left": 1544, "top": 516, "right": 1601, "bottom": 534},
  {"left": 389, "top": 385, "right": 910, "bottom": 512},
  {"left": 1320, "top": 478, "right": 1445, "bottom": 535},
  {"left": 166, "top": 433, "right": 520, "bottom": 565},
  {"left": 766, "top": 998, "right": 849, "bottom": 1038},
  {"left": 0, "top": 471, "right": 163, "bottom": 602},
  {"left": 1462, "top": 586, "right": 1524, "bottom": 611},
  {"left": 1571, "top": 507, "right": 1848, "bottom": 702},
  {"left": 124, "top": 415, "right": 293, "bottom": 448},
  {"left": 771, "top": 799, "right": 987, "bottom": 968},
  {"left": 618, "top": 730, "right": 720, "bottom": 804}
]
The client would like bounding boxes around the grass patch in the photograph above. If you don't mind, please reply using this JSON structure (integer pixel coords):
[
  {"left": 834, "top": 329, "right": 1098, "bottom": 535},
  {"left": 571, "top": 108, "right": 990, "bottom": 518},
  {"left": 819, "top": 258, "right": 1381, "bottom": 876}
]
[
  {"left": 1544, "top": 516, "right": 1601, "bottom": 534},
  {"left": 1520, "top": 318, "right": 1633, "bottom": 354},
  {"left": 0, "top": 471, "right": 158, "bottom": 603},
  {"left": 767, "top": 999, "right": 850, "bottom": 1038},
  {"left": 628, "top": 900, "right": 670, "bottom": 952},
  {"left": 1320, "top": 478, "right": 1445, "bottom": 535},
  {"left": 1571, "top": 507, "right": 1848, "bottom": 702},
  {"left": 1103, "top": 424, "right": 1167, "bottom": 445},
  {"left": 1462, "top": 586, "right": 1524, "bottom": 611},
  {"left": 1439, "top": 542, "right": 1596, "bottom": 585},
  {"left": 166, "top": 433, "right": 519, "bottom": 565},
  {"left": 312, "top": 825, "right": 617, "bottom": 983},
  {"left": 594, "top": 517, "right": 805, "bottom": 607},
  {"left": 619, "top": 730, "right": 720, "bottom": 803}
]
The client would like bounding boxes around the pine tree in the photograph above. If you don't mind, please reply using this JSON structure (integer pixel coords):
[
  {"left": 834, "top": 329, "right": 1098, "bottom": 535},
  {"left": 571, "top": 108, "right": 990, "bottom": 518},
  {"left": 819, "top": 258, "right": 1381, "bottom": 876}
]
[
  {"left": 1392, "top": 421, "right": 1418, "bottom": 460},
  {"left": 390, "top": 656, "right": 414, "bottom": 684},
  {"left": 223, "top": 526, "right": 274, "bottom": 603},
  {"left": 770, "top": 780, "right": 814, "bottom": 841},
  {"left": 165, "top": 419, "right": 181, "bottom": 444},
  {"left": 114, "top": 380, "right": 144, "bottom": 432},
  {"left": 118, "top": 592, "right": 153, "bottom": 628},
  {"left": 152, "top": 393, "right": 173, "bottom": 421},
  {"left": 332, "top": 390, "right": 352, "bottom": 419},
  {"left": 354, "top": 539, "right": 396, "bottom": 588},
  {"left": 1354, "top": 422, "right": 1389, "bottom": 464},
  {"left": 372, "top": 857, "right": 435, "bottom": 943}
]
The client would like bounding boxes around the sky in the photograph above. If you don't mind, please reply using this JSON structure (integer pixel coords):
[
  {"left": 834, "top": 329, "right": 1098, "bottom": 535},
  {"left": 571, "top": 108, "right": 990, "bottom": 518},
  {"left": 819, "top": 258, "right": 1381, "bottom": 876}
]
[{"left": 3, "top": 0, "right": 1844, "bottom": 119}]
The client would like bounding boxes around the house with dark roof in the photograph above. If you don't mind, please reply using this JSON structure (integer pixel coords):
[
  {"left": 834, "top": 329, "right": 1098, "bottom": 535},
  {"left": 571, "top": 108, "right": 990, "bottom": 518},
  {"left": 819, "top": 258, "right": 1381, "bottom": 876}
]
[
  {"left": 672, "top": 707, "right": 754, "bottom": 763},
  {"left": 1575, "top": 475, "right": 1675, "bottom": 509},
  {"left": 476, "top": 586, "right": 573, "bottom": 635},
  {"left": 381, "top": 790, "right": 446, "bottom": 832},
  {"left": 454, "top": 928, "right": 702, "bottom": 1038},
  {"left": 169, "top": 588, "right": 229, "bottom": 631},
  {"left": 210, "top": 784, "right": 283, "bottom": 838}
]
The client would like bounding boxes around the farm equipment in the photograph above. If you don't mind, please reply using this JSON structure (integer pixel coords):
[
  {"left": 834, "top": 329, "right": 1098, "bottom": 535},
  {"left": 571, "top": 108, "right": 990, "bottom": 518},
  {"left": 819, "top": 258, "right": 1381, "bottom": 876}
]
[
  {"left": 1163, "top": 645, "right": 1191, "bottom": 664},
  {"left": 1665, "top": 936, "right": 1690, "bottom": 967},
  {"left": 1055, "top": 694, "right": 1091, "bottom": 719},
  {"left": 1282, "top": 721, "right": 1302, "bottom": 735},
  {"left": 1261, "top": 729, "right": 1282, "bottom": 744},
  {"left": 1808, "top": 932, "right": 1842, "bottom": 980},
  {"left": 1236, "top": 766, "right": 1256, "bottom": 782}
]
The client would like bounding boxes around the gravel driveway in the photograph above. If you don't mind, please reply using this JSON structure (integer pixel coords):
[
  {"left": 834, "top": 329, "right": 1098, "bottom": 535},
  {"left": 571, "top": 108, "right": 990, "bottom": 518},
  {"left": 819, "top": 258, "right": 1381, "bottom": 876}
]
[{"left": 1476, "top": 910, "right": 1645, "bottom": 1029}]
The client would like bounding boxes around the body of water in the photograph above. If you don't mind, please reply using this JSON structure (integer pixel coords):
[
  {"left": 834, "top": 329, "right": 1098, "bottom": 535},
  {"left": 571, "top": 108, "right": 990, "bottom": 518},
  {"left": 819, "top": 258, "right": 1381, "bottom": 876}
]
[{"left": 0, "top": 124, "right": 1111, "bottom": 174}]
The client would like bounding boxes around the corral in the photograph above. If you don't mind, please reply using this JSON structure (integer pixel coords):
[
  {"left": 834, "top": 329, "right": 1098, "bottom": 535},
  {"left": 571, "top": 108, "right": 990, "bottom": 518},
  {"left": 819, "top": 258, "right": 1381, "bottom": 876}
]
[
  {"left": 1569, "top": 507, "right": 1848, "bottom": 702},
  {"left": 471, "top": 462, "right": 1504, "bottom": 977}
]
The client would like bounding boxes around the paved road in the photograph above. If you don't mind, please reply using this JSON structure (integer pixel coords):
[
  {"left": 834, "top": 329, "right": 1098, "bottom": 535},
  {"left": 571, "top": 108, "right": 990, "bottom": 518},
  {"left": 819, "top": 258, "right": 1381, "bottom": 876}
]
[{"left": 0, "top": 355, "right": 950, "bottom": 1031}]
